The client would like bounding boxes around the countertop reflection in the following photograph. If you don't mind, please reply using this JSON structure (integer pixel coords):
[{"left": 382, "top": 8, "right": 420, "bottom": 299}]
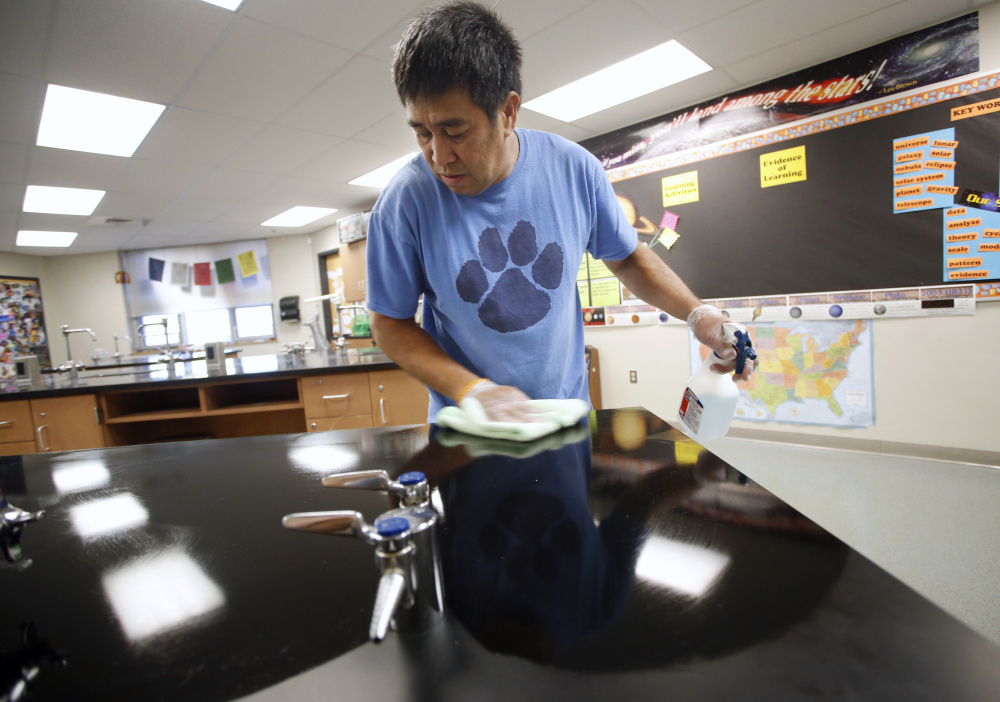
[{"left": 2, "top": 408, "right": 999, "bottom": 701}]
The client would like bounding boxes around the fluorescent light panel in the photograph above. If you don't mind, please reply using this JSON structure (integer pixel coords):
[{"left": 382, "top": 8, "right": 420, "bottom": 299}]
[
  {"left": 17, "top": 230, "right": 78, "bottom": 247},
  {"left": 70, "top": 493, "right": 149, "bottom": 539},
  {"left": 37, "top": 84, "right": 166, "bottom": 157},
  {"left": 200, "top": 0, "right": 243, "bottom": 10},
  {"left": 523, "top": 40, "right": 711, "bottom": 122},
  {"left": 261, "top": 206, "right": 337, "bottom": 227},
  {"left": 634, "top": 536, "right": 730, "bottom": 598},
  {"left": 24, "top": 185, "right": 105, "bottom": 216},
  {"left": 349, "top": 153, "right": 418, "bottom": 189}
]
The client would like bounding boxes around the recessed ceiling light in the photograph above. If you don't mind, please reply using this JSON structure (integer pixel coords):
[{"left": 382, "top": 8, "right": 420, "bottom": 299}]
[
  {"left": 522, "top": 40, "right": 711, "bottom": 122},
  {"left": 261, "top": 206, "right": 338, "bottom": 228},
  {"left": 23, "top": 185, "right": 106, "bottom": 216},
  {"left": 16, "top": 230, "right": 78, "bottom": 247},
  {"left": 36, "top": 84, "right": 166, "bottom": 157},
  {"left": 200, "top": 0, "right": 244, "bottom": 10},
  {"left": 349, "top": 153, "right": 419, "bottom": 189}
]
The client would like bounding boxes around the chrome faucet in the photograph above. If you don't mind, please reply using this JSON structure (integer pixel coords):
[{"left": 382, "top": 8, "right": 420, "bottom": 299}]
[
  {"left": 112, "top": 334, "right": 132, "bottom": 361},
  {"left": 60, "top": 325, "right": 96, "bottom": 378},
  {"left": 136, "top": 321, "right": 173, "bottom": 361},
  {"left": 282, "top": 470, "right": 443, "bottom": 642}
]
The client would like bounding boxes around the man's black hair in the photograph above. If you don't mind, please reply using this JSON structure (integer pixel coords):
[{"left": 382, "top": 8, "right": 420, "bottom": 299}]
[{"left": 392, "top": 1, "right": 522, "bottom": 122}]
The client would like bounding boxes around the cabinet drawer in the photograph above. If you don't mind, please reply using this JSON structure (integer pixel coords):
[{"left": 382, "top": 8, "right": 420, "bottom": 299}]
[
  {"left": 307, "top": 415, "right": 374, "bottom": 432},
  {"left": 0, "top": 400, "right": 36, "bottom": 443},
  {"left": 0, "top": 440, "right": 37, "bottom": 456},
  {"left": 302, "top": 373, "right": 372, "bottom": 418}
]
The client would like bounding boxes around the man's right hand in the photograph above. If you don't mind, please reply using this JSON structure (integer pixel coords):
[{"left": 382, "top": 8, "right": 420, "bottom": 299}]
[{"left": 461, "top": 380, "right": 540, "bottom": 423}]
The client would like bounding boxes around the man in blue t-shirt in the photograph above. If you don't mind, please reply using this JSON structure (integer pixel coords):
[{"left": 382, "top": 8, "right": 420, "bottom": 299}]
[{"left": 367, "top": 1, "right": 755, "bottom": 423}]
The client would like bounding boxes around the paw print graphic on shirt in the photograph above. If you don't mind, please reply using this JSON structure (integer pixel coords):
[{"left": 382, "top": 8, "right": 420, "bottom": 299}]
[{"left": 455, "top": 221, "right": 564, "bottom": 333}]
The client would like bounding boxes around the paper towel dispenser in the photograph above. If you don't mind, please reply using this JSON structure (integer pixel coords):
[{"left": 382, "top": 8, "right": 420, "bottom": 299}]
[{"left": 279, "top": 296, "right": 300, "bottom": 321}]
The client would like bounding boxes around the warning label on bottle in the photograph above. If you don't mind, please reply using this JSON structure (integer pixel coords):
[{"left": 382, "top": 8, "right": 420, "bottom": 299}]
[{"left": 678, "top": 388, "right": 704, "bottom": 432}]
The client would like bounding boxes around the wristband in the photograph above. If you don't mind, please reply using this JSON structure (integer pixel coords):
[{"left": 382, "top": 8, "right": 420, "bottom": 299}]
[{"left": 455, "top": 378, "right": 484, "bottom": 404}]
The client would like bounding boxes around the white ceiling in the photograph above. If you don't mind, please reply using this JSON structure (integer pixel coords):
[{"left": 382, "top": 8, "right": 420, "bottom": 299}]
[{"left": 0, "top": 0, "right": 988, "bottom": 256}]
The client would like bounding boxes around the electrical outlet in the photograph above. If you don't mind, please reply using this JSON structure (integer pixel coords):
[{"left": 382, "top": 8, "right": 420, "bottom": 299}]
[{"left": 629, "top": 370, "right": 637, "bottom": 383}]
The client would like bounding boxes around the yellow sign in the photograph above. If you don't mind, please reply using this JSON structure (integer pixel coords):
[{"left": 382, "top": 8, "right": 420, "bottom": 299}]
[
  {"left": 586, "top": 253, "right": 613, "bottom": 279},
  {"left": 951, "top": 97, "right": 1000, "bottom": 121},
  {"left": 577, "top": 280, "right": 590, "bottom": 306},
  {"left": 237, "top": 250, "right": 258, "bottom": 277},
  {"left": 576, "top": 256, "right": 588, "bottom": 281},
  {"left": 590, "top": 278, "right": 621, "bottom": 306},
  {"left": 760, "top": 145, "right": 807, "bottom": 188},
  {"left": 661, "top": 171, "right": 699, "bottom": 207}
]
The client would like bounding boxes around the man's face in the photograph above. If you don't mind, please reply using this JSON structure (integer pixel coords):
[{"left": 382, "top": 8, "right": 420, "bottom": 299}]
[{"left": 406, "top": 88, "right": 519, "bottom": 196}]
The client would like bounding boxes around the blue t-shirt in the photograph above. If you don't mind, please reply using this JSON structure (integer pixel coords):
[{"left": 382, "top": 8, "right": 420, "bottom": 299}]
[{"left": 366, "top": 128, "right": 637, "bottom": 417}]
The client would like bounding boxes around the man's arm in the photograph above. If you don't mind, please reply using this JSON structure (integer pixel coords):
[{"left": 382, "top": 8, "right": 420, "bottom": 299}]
[
  {"left": 604, "top": 244, "right": 755, "bottom": 381},
  {"left": 370, "top": 312, "right": 479, "bottom": 400},
  {"left": 602, "top": 243, "right": 701, "bottom": 320}
]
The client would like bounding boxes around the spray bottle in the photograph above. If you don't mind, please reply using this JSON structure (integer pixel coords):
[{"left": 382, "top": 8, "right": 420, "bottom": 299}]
[{"left": 678, "top": 322, "right": 756, "bottom": 442}]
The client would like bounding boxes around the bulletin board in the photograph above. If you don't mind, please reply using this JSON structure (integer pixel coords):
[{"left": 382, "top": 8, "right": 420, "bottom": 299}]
[
  {"left": 0, "top": 276, "right": 51, "bottom": 376},
  {"left": 608, "top": 73, "right": 1000, "bottom": 302}
]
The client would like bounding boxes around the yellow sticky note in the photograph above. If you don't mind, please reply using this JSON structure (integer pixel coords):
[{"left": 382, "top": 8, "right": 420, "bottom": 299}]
[
  {"left": 587, "top": 254, "right": 613, "bottom": 279},
  {"left": 661, "top": 171, "right": 699, "bottom": 207},
  {"left": 760, "top": 145, "right": 807, "bottom": 188},
  {"left": 237, "top": 250, "right": 258, "bottom": 277},
  {"left": 658, "top": 228, "right": 680, "bottom": 249},
  {"left": 577, "top": 280, "right": 591, "bottom": 306},
  {"left": 590, "top": 278, "right": 621, "bottom": 306}
]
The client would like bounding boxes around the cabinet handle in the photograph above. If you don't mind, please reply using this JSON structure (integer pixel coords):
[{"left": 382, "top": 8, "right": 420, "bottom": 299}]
[
  {"left": 310, "top": 423, "right": 317, "bottom": 430},
  {"left": 0, "top": 420, "right": 12, "bottom": 427},
  {"left": 36, "top": 425, "right": 49, "bottom": 452},
  {"left": 94, "top": 407, "right": 101, "bottom": 424},
  {"left": 322, "top": 394, "right": 350, "bottom": 400},
  {"left": 379, "top": 397, "right": 386, "bottom": 425}
]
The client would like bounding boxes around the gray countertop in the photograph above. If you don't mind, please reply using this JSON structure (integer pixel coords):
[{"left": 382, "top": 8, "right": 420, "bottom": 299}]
[{"left": 1, "top": 348, "right": 399, "bottom": 399}]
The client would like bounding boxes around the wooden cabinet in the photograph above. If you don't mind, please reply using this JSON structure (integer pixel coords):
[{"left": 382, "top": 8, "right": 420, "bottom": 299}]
[
  {"left": 339, "top": 239, "right": 367, "bottom": 303},
  {"left": 368, "top": 369, "right": 428, "bottom": 427},
  {"left": 303, "top": 372, "right": 373, "bottom": 432},
  {"left": 0, "top": 399, "right": 38, "bottom": 456},
  {"left": 31, "top": 394, "right": 105, "bottom": 452}
]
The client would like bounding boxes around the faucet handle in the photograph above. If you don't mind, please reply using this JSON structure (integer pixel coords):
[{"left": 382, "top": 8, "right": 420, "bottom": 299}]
[
  {"left": 322, "top": 470, "right": 429, "bottom": 507},
  {"left": 281, "top": 510, "right": 375, "bottom": 542}
]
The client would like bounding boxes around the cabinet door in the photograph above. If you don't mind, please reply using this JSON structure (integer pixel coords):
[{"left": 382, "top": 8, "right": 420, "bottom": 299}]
[
  {"left": 339, "top": 239, "right": 367, "bottom": 303},
  {"left": 302, "top": 372, "right": 372, "bottom": 419},
  {"left": 0, "top": 400, "right": 37, "bottom": 445},
  {"left": 31, "top": 395, "right": 105, "bottom": 452},
  {"left": 368, "top": 370, "right": 429, "bottom": 427}
]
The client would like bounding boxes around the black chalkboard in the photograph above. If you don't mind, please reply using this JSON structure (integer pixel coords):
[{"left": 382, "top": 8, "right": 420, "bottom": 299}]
[{"left": 611, "top": 84, "right": 1000, "bottom": 300}]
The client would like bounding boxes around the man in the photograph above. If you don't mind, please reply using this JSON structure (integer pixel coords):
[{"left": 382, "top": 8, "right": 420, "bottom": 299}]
[{"left": 367, "top": 1, "right": 754, "bottom": 423}]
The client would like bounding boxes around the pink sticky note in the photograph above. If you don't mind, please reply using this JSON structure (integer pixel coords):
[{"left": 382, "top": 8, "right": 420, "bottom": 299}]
[{"left": 660, "top": 210, "right": 679, "bottom": 230}]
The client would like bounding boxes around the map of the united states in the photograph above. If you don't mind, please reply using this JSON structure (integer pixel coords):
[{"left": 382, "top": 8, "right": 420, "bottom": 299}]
[{"left": 693, "top": 319, "right": 873, "bottom": 427}]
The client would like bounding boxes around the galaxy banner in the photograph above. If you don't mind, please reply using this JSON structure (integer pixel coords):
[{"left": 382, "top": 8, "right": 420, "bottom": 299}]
[{"left": 581, "top": 13, "right": 979, "bottom": 171}]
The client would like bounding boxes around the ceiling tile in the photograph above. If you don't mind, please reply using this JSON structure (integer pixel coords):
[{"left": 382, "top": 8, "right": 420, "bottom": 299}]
[
  {"left": 93, "top": 191, "right": 178, "bottom": 220},
  {"left": 292, "top": 139, "right": 406, "bottom": 184},
  {"left": 161, "top": 197, "right": 237, "bottom": 222},
  {"left": 629, "top": 0, "right": 756, "bottom": 34},
  {"left": 26, "top": 146, "right": 131, "bottom": 190},
  {"left": 0, "top": 73, "right": 43, "bottom": 144},
  {"left": 352, "top": 111, "right": 417, "bottom": 151},
  {"left": 520, "top": 0, "right": 673, "bottom": 99},
  {"left": 0, "top": 183, "right": 23, "bottom": 211},
  {"left": 496, "top": 0, "right": 596, "bottom": 39},
  {"left": 111, "top": 159, "right": 213, "bottom": 200},
  {"left": 242, "top": 0, "right": 426, "bottom": 53},
  {"left": 177, "top": 16, "right": 353, "bottom": 122},
  {"left": 47, "top": 0, "right": 234, "bottom": 104},
  {"left": 222, "top": 125, "right": 342, "bottom": 174},
  {"left": 186, "top": 169, "right": 279, "bottom": 203},
  {"left": 0, "top": 0, "right": 53, "bottom": 79},
  {"left": 248, "top": 176, "right": 327, "bottom": 209},
  {"left": 0, "top": 141, "right": 29, "bottom": 184},
  {"left": 679, "top": 0, "right": 900, "bottom": 68},
  {"left": 723, "top": 0, "right": 973, "bottom": 85},
  {"left": 277, "top": 56, "right": 400, "bottom": 138},
  {"left": 135, "top": 107, "right": 265, "bottom": 167}
]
